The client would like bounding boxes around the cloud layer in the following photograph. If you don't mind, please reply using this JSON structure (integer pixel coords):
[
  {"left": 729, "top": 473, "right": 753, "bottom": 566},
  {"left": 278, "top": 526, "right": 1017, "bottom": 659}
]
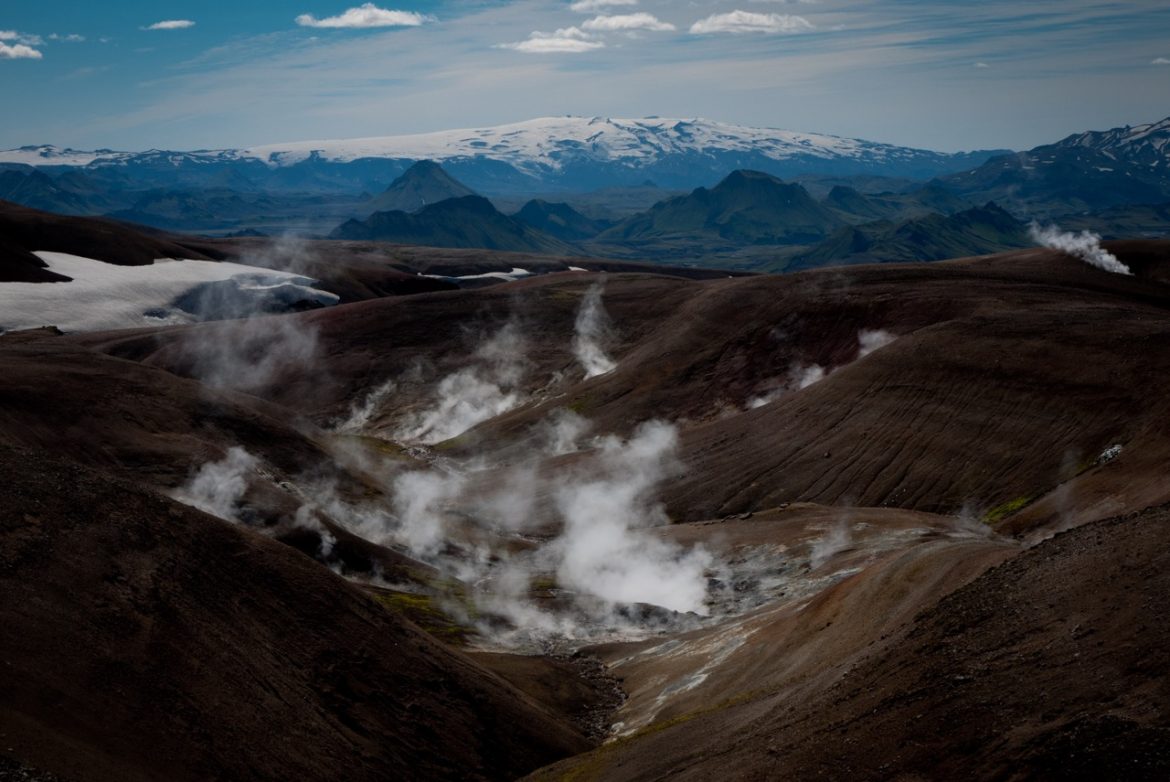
[
  {"left": 146, "top": 20, "right": 196, "bottom": 31},
  {"left": 0, "top": 41, "right": 41, "bottom": 60},
  {"left": 295, "top": 4, "right": 433, "bottom": 29},
  {"left": 570, "top": 0, "right": 638, "bottom": 12},
  {"left": 582, "top": 13, "right": 675, "bottom": 33},
  {"left": 499, "top": 26, "right": 605, "bottom": 54},
  {"left": 690, "top": 11, "right": 814, "bottom": 35}
]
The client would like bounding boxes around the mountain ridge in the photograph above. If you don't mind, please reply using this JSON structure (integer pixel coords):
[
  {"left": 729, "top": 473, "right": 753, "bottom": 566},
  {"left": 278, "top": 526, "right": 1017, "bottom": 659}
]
[
  {"left": 0, "top": 116, "right": 1011, "bottom": 193},
  {"left": 330, "top": 194, "right": 577, "bottom": 254}
]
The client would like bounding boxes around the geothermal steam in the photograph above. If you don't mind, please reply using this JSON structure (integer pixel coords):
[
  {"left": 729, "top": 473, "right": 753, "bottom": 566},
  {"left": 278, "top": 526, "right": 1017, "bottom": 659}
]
[
  {"left": 554, "top": 421, "right": 711, "bottom": 614},
  {"left": 337, "top": 379, "right": 397, "bottom": 433},
  {"left": 174, "top": 446, "right": 258, "bottom": 522},
  {"left": 396, "top": 322, "right": 528, "bottom": 444},
  {"left": 573, "top": 281, "right": 617, "bottom": 378},
  {"left": 1029, "top": 222, "right": 1132, "bottom": 275},
  {"left": 180, "top": 238, "right": 327, "bottom": 394},
  {"left": 392, "top": 469, "right": 467, "bottom": 556},
  {"left": 184, "top": 315, "right": 321, "bottom": 393}
]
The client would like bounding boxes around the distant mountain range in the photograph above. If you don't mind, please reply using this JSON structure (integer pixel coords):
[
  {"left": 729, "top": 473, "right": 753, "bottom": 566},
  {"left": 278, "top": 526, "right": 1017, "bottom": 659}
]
[
  {"left": 0, "top": 116, "right": 1008, "bottom": 195},
  {"left": 791, "top": 203, "right": 1030, "bottom": 270},
  {"left": 0, "top": 115, "right": 1167, "bottom": 269},
  {"left": 596, "top": 169, "right": 843, "bottom": 246},
  {"left": 324, "top": 164, "right": 1029, "bottom": 267},
  {"left": 331, "top": 194, "right": 576, "bottom": 255},
  {"left": 944, "top": 117, "right": 1170, "bottom": 217}
]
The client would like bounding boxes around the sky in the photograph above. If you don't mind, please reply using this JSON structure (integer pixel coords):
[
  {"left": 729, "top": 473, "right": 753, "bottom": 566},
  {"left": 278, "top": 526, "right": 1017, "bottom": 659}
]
[{"left": 0, "top": 0, "right": 1167, "bottom": 153}]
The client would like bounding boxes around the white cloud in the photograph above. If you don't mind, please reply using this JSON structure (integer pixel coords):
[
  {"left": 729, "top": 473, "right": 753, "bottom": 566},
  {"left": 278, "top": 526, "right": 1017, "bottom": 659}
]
[
  {"left": 146, "top": 20, "right": 196, "bottom": 31},
  {"left": 498, "top": 26, "right": 605, "bottom": 54},
  {"left": 1153, "top": 57, "right": 1170, "bottom": 65},
  {"left": 570, "top": 0, "right": 637, "bottom": 12},
  {"left": 0, "top": 30, "right": 43, "bottom": 45},
  {"left": 690, "top": 11, "right": 814, "bottom": 35},
  {"left": 49, "top": 33, "right": 86, "bottom": 43},
  {"left": 582, "top": 13, "right": 675, "bottom": 32},
  {"left": 295, "top": 4, "right": 434, "bottom": 29},
  {"left": 0, "top": 41, "right": 42, "bottom": 59},
  {"left": 974, "top": 61, "right": 990, "bottom": 68}
]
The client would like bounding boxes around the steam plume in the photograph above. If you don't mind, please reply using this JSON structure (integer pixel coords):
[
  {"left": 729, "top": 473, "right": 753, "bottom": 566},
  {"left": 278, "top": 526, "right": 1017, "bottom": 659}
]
[
  {"left": 553, "top": 421, "right": 711, "bottom": 614},
  {"left": 858, "top": 329, "right": 895, "bottom": 357},
  {"left": 542, "top": 408, "right": 592, "bottom": 455},
  {"left": 180, "top": 238, "right": 328, "bottom": 394},
  {"left": 809, "top": 519, "right": 852, "bottom": 569},
  {"left": 1029, "top": 222, "right": 1132, "bottom": 275},
  {"left": 396, "top": 323, "right": 527, "bottom": 444},
  {"left": 174, "top": 447, "right": 258, "bottom": 522},
  {"left": 573, "top": 281, "right": 617, "bottom": 378},
  {"left": 336, "top": 379, "right": 397, "bottom": 433},
  {"left": 184, "top": 315, "right": 320, "bottom": 393},
  {"left": 392, "top": 469, "right": 466, "bottom": 556}
]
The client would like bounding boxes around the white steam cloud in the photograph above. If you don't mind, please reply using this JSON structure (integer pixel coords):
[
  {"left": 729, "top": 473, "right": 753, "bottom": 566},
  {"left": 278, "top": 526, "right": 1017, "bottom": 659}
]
[
  {"left": 1029, "top": 222, "right": 1132, "bottom": 276},
  {"left": 179, "top": 237, "right": 332, "bottom": 394},
  {"left": 809, "top": 519, "right": 852, "bottom": 570},
  {"left": 554, "top": 421, "right": 711, "bottom": 614},
  {"left": 542, "top": 408, "right": 592, "bottom": 455},
  {"left": 573, "top": 281, "right": 617, "bottom": 378},
  {"left": 336, "top": 379, "right": 397, "bottom": 433},
  {"left": 184, "top": 315, "right": 320, "bottom": 394},
  {"left": 392, "top": 469, "right": 466, "bottom": 556},
  {"left": 397, "top": 322, "right": 528, "bottom": 444},
  {"left": 174, "top": 447, "right": 258, "bottom": 522},
  {"left": 858, "top": 328, "right": 895, "bottom": 358}
]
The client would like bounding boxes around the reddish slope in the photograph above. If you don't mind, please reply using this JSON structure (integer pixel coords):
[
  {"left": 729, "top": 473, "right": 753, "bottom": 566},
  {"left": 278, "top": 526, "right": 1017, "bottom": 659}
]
[
  {"left": 0, "top": 446, "right": 589, "bottom": 782},
  {"left": 0, "top": 330, "right": 433, "bottom": 581},
  {"left": 79, "top": 242, "right": 1170, "bottom": 537},
  {"left": 531, "top": 503, "right": 1170, "bottom": 781}
]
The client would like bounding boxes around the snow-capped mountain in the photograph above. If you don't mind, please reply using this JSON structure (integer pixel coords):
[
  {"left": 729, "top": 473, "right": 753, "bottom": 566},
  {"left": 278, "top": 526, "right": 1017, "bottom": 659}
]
[
  {"left": 242, "top": 116, "right": 986, "bottom": 175},
  {"left": 0, "top": 117, "right": 1006, "bottom": 193},
  {"left": 1055, "top": 117, "right": 1170, "bottom": 161},
  {"left": 945, "top": 115, "right": 1170, "bottom": 216}
]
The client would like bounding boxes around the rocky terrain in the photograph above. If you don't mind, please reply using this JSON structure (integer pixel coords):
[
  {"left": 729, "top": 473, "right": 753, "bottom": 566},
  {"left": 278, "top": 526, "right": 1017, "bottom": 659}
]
[{"left": 2, "top": 193, "right": 1169, "bottom": 779}]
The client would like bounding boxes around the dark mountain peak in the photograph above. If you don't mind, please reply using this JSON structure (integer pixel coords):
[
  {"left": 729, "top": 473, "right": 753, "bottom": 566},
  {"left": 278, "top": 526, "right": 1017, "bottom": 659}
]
[
  {"left": 514, "top": 199, "right": 607, "bottom": 241},
  {"left": 369, "top": 160, "right": 476, "bottom": 214},
  {"left": 824, "top": 185, "right": 874, "bottom": 208},
  {"left": 516, "top": 199, "right": 574, "bottom": 218},
  {"left": 717, "top": 169, "right": 785, "bottom": 188},
  {"left": 401, "top": 159, "right": 445, "bottom": 175},
  {"left": 599, "top": 168, "right": 839, "bottom": 245},
  {"left": 422, "top": 194, "right": 497, "bottom": 217},
  {"left": 827, "top": 184, "right": 862, "bottom": 198}
]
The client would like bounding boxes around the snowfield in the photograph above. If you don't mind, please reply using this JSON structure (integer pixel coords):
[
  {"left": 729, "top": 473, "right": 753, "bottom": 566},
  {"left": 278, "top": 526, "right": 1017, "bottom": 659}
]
[
  {"left": 0, "top": 116, "right": 963, "bottom": 175},
  {"left": 0, "top": 253, "right": 338, "bottom": 333},
  {"left": 243, "top": 116, "right": 914, "bottom": 172}
]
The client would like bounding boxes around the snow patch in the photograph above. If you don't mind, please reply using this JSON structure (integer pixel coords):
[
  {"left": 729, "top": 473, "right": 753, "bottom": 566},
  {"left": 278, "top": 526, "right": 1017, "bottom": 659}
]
[{"left": 0, "top": 252, "right": 337, "bottom": 333}]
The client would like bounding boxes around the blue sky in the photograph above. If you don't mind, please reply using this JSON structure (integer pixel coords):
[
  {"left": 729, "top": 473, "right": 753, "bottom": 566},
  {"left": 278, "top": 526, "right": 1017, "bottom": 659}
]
[{"left": 0, "top": 1, "right": 1167, "bottom": 152}]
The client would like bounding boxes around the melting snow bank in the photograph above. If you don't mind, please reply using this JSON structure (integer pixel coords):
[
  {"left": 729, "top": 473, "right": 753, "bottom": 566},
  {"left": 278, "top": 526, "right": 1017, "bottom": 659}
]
[
  {"left": 420, "top": 267, "right": 534, "bottom": 283},
  {"left": 0, "top": 252, "right": 338, "bottom": 333}
]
